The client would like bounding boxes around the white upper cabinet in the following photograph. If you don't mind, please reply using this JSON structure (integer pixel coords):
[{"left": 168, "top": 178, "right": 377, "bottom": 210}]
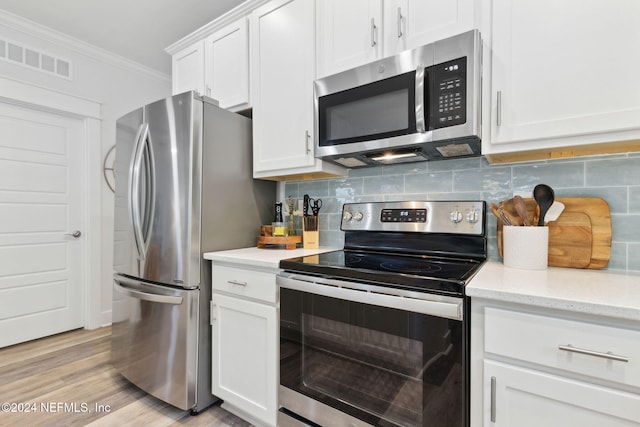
[
  {"left": 316, "top": 0, "right": 383, "bottom": 78},
  {"left": 485, "top": 0, "right": 640, "bottom": 156},
  {"left": 251, "top": 0, "right": 346, "bottom": 179},
  {"left": 383, "top": 0, "right": 475, "bottom": 57},
  {"left": 204, "top": 17, "right": 251, "bottom": 111},
  {"left": 317, "top": 0, "right": 475, "bottom": 78},
  {"left": 171, "top": 41, "right": 205, "bottom": 95}
]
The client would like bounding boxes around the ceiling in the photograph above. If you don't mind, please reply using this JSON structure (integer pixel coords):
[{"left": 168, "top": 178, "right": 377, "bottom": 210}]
[{"left": 0, "top": 0, "right": 246, "bottom": 75}]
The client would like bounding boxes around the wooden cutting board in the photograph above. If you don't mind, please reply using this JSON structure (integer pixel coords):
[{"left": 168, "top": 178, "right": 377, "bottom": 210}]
[{"left": 497, "top": 197, "right": 611, "bottom": 269}]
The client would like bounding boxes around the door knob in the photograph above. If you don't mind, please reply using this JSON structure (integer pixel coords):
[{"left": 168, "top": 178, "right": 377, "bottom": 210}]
[{"left": 65, "top": 230, "right": 82, "bottom": 238}]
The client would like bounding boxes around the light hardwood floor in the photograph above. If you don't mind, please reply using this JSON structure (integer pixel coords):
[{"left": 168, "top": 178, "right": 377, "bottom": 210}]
[{"left": 0, "top": 327, "right": 251, "bottom": 427}]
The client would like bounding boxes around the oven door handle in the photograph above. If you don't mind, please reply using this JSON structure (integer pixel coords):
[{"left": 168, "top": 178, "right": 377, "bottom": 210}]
[{"left": 277, "top": 274, "right": 463, "bottom": 321}]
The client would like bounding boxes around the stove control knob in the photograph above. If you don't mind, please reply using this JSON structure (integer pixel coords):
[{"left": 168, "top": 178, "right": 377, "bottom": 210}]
[
  {"left": 466, "top": 209, "right": 479, "bottom": 223},
  {"left": 450, "top": 209, "right": 463, "bottom": 223},
  {"left": 342, "top": 211, "right": 353, "bottom": 221},
  {"left": 353, "top": 211, "right": 364, "bottom": 221}
]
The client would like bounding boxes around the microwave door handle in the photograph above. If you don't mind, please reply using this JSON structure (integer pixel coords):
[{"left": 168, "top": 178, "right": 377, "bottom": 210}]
[{"left": 415, "top": 65, "right": 427, "bottom": 133}]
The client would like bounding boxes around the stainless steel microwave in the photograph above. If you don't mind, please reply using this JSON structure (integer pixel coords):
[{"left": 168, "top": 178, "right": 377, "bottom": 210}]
[{"left": 314, "top": 30, "right": 482, "bottom": 168}]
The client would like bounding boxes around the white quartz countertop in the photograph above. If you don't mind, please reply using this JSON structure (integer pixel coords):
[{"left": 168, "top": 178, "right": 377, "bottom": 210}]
[
  {"left": 203, "top": 246, "right": 340, "bottom": 270},
  {"left": 467, "top": 261, "right": 640, "bottom": 321}
]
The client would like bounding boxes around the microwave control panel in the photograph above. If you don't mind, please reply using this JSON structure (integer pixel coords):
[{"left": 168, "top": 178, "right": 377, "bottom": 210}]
[{"left": 428, "top": 57, "right": 467, "bottom": 129}]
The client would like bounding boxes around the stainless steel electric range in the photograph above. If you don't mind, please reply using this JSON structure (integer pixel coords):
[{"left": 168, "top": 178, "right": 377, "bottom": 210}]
[{"left": 276, "top": 200, "right": 486, "bottom": 427}]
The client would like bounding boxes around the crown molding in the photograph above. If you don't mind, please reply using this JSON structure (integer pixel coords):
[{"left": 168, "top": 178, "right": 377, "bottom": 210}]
[
  {"left": 0, "top": 9, "right": 170, "bottom": 82},
  {"left": 165, "top": 0, "right": 270, "bottom": 54}
]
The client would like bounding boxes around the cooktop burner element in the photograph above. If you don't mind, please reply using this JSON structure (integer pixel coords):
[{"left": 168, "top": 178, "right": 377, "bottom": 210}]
[
  {"left": 379, "top": 260, "right": 443, "bottom": 274},
  {"left": 345, "top": 251, "right": 478, "bottom": 280},
  {"left": 280, "top": 201, "right": 487, "bottom": 297}
]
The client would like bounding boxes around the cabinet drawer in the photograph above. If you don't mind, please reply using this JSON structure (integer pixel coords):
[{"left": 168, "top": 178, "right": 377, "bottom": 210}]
[
  {"left": 484, "top": 307, "right": 640, "bottom": 389},
  {"left": 212, "top": 264, "right": 277, "bottom": 304}
]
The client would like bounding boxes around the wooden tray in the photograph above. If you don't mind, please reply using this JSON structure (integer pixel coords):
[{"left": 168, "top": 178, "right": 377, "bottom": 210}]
[
  {"left": 257, "top": 235, "right": 302, "bottom": 250},
  {"left": 497, "top": 197, "right": 611, "bottom": 269}
]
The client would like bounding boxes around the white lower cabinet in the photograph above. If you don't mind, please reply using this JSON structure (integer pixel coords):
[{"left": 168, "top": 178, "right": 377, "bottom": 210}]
[
  {"left": 484, "top": 361, "right": 640, "bottom": 426},
  {"left": 211, "top": 264, "right": 278, "bottom": 427},
  {"left": 471, "top": 300, "right": 640, "bottom": 426}
]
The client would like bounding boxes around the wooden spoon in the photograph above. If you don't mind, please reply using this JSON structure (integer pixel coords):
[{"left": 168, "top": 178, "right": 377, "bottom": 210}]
[
  {"left": 500, "top": 204, "right": 523, "bottom": 226},
  {"left": 513, "top": 195, "right": 531, "bottom": 226},
  {"left": 490, "top": 203, "right": 506, "bottom": 225}
]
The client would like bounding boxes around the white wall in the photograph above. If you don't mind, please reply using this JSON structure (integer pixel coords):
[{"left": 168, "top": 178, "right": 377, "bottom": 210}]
[{"left": 0, "top": 10, "right": 171, "bottom": 326}]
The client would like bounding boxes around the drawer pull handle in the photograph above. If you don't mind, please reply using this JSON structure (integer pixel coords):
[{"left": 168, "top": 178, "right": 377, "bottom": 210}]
[
  {"left": 558, "top": 344, "right": 629, "bottom": 363},
  {"left": 227, "top": 280, "right": 248, "bottom": 287}
]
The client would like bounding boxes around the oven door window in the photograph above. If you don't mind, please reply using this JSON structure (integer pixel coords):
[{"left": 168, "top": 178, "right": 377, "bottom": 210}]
[
  {"left": 280, "top": 288, "right": 463, "bottom": 427},
  {"left": 318, "top": 71, "right": 417, "bottom": 147}
]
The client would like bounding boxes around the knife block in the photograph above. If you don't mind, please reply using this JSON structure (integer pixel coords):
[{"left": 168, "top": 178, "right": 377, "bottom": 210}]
[{"left": 303, "top": 216, "right": 319, "bottom": 249}]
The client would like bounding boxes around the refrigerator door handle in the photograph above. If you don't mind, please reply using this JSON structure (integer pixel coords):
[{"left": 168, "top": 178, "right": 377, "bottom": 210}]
[
  {"left": 141, "top": 127, "right": 156, "bottom": 252},
  {"left": 114, "top": 281, "right": 183, "bottom": 305},
  {"left": 129, "top": 123, "right": 149, "bottom": 260}
]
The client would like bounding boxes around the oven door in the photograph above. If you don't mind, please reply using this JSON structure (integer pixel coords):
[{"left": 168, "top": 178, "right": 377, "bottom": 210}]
[{"left": 277, "top": 273, "right": 466, "bottom": 427}]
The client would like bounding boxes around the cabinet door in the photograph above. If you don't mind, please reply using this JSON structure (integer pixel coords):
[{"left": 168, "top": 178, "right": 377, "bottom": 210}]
[
  {"left": 251, "top": 0, "right": 317, "bottom": 174},
  {"left": 205, "top": 18, "right": 250, "bottom": 111},
  {"left": 316, "top": 0, "right": 383, "bottom": 78},
  {"left": 384, "top": 0, "right": 475, "bottom": 56},
  {"left": 211, "top": 293, "right": 278, "bottom": 427},
  {"left": 490, "top": 0, "right": 640, "bottom": 147},
  {"left": 484, "top": 361, "right": 640, "bottom": 426},
  {"left": 172, "top": 41, "right": 205, "bottom": 95}
]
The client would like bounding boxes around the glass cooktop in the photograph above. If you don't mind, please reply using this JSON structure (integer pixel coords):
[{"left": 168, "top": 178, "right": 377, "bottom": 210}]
[{"left": 279, "top": 250, "right": 485, "bottom": 297}]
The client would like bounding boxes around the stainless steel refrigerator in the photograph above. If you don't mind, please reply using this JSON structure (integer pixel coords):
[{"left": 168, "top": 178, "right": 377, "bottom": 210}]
[{"left": 111, "top": 91, "right": 275, "bottom": 412}]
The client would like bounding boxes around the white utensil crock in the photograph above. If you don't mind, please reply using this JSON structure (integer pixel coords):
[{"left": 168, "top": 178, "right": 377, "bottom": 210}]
[{"left": 503, "top": 226, "right": 549, "bottom": 270}]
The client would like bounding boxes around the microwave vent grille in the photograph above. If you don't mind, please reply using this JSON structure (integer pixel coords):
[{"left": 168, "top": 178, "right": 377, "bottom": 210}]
[{"left": 436, "top": 143, "right": 475, "bottom": 158}]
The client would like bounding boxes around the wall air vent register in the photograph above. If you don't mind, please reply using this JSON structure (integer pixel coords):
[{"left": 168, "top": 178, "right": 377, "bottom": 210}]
[{"left": 0, "top": 38, "right": 71, "bottom": 79}]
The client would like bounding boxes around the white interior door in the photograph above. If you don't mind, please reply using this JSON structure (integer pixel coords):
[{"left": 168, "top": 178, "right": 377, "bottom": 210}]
[{"left": 0, "top": 102, "right": 84, "bottom": 348}]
